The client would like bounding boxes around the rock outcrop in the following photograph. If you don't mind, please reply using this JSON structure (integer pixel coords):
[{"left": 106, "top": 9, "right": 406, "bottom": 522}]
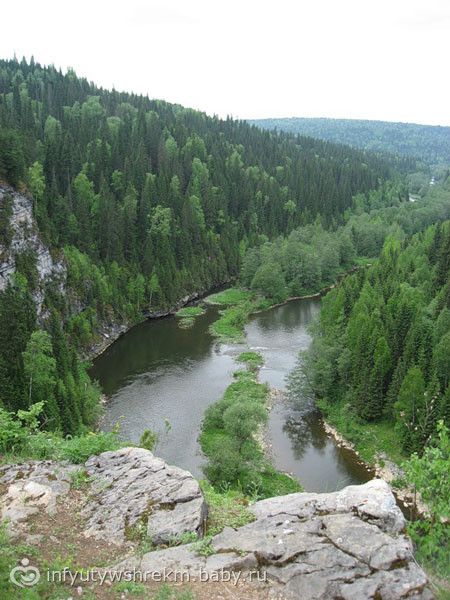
[
  {"left": 82, "top": 447, "right": 207, "bottom": 544},
  {"left": 0, "top": 447, "right": 207, "bottom": 546},
  {"left": 0, "top": 185, "right": 65, "bottom": 314},
  {"left": 0, "top": 450, "right": 432, "bottom": 599},
  {"left": 113, "top": 479, "right": 432, "bottom": 600}
]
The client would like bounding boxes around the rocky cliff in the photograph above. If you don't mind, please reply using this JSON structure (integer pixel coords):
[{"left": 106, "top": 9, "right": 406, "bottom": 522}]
[
  {"left": 0, "top": 447, "right": 432, "bottom": 599},
  {"left": 0, "top": 185, "right": 65, "bottom": 315}
]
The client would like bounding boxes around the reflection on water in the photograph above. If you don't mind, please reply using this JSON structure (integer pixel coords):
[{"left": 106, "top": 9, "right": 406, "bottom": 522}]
[
  {"left": 92, "top": 295, "right": 371, "bottom": 490},
  {"left": 246, "top": 298, "right": 371, "bottom": 492},
  {"left": 91, "top": 307, "right": 238, "bottom": 478}
]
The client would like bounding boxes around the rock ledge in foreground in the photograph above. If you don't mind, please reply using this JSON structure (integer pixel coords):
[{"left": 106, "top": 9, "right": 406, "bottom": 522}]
[
  {"left": 113, "top": 479, "right": 432, "bottom": 600},
  {"left": 82, "top": 447, "right": 207, "bottom": 544}
]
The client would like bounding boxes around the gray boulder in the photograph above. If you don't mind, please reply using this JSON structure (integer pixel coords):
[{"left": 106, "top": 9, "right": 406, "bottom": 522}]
[
  {"left": 112, "top": 479, "right": 432, "bottom": 599},
  {"left": 82, "top": 447, "right": 207, "bottom": 544}
]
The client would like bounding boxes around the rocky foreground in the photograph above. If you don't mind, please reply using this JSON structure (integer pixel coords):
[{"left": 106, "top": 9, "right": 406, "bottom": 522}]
[{"left": 0, "top": 447, "right": 432, "bottom": 599}]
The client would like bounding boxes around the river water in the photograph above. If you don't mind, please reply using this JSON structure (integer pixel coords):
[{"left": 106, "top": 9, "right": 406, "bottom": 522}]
[{"left": 91, "top": 297, "right": 371, "bottom": 491}]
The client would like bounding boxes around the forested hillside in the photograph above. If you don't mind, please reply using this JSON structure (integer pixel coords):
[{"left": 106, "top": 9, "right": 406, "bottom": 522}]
[
  {"left": 240, "top": 179, "right": 450, "bottom": 303},
  {"left": 250, "top": 117, "right": 450, "bottom": 167},
  {"left": 0, "top": 57, "right": 407, "bottom": 433},
  {"left": 297, "top": 217, "right": 450, "bottom": 453}
]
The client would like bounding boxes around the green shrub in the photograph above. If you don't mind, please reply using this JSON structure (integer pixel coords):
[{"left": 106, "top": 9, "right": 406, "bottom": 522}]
[
  {"left": 237, "top": 351, "right": 264, "bottom": 370},
  {"left": 403, "top": 421, "right": 450, "bottom": 579},
  {"left": 0, "top": 402, "right": 127, "bottom": 464},
  {"left": 175, "top": 306, "right": 205, "bottom": 318}
]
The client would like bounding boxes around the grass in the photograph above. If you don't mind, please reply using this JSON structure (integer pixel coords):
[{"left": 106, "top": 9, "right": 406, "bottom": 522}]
[
  {"left": 150, "top": 584, "right": 195, "bottom": 600},
  {"left": 206, "top": 287, "right": 284, "bottom": 342},
  {"left": 316, "top": 398, "right": 406, "bottom": 466},
  {"left": 175, "top": 306, "right": 205, "bottom": 318},
  {"left": 0, "top": 429, "right": 127, "bottom": 466},
  {"left": 204, "top": 288, "right": 253, "bottom": 306},
  {"left": 200, "top": 480, "right": 255, "bottom": 533},
  {"left": 209, "top": 303, "right": 252, "bottom": 342},
  {"left": 207, "top": 288, "right": 255, "bottom": 342},
  {"left": 114, "top": 581, "right": 147, "bottom": 596},
  {"left": 0, "top": 522, "right": 71, "bottom": 599},
  {"left": 237, "top": 351, "right": 264, "bottom": 371},
  {"left": 68, "top": 468, "right": 92, "bottom": 489},
  {"left": 177, "top": 317, "right": 195, "bottom": 329}
]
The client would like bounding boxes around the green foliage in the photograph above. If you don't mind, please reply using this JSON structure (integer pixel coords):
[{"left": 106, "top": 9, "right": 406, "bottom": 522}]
[
  {"left": 150, "top": 584, "right": 195, "bottom": 600},
  {"left": 22, "top": 330, "right": 59, "bottom": 427},
  {"left": 0, "top": 402, "right": 126, "bottom": 464},
  {"left": 205, "top": 288, "right": 252, "bottom": 306},
  {"left": 298, "top": 217, "right": 450, "bottom": 454},
  {"left": 0, "top": 129, "right": 24, "bottom": 187},
  {"left": 251, "top": 117, "right": 450, "bottom": 167},
  {"left": 113, "top": 581, "right": 147, "bottom": 596},
  {"left": 209, "top": 302, "right": 252, "bottom": 342},
  {"left": 251, "top": 261, "right": 287, "bottom": 302},
  {"left": 200, "top": 480, "right": 255, "bottom": 533},
  {"left": 315, "top": 398, "right": 406, "bottom": 465},
  {"left": 193, "top": 535, "right": 215, "bottom": 557},
  {"left": 139, "top": 428, "right": 158, "bottom": 451},
  {"left": 403, "top": 421, "right": 450, "bottom": 579},
  {"left": 242, "top": 222, "right": 355, "bottom": 299},
  {"left": 0, "top": 275, "right": 36, "bottom": 411},
  {"left": 69, "top": 468, "right": 91, "bottom": 489},
  {"left": 178, "top": 317, "right": 195, "bottom": 329},
  {"left": 0, "top": 192, "right": 13, "bottom": 248},
  {"left": 237, "top": 351, "right": 264, "bottom": 371},
  {"left": 0, "top": 59, "right": 421, "bottom": 439},
  {"left": 200, "top": 369, "right": 301, "bottom": 498},
  {"left": 0, "top": 522, "right": 41, "bottom": 599},
  {"left": 175, "top": 306, "right": 205, "bottom": 318}
]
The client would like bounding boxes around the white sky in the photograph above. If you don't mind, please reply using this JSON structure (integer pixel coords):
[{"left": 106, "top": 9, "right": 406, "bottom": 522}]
[{"left": 1, "top": 0, "right": 450, "bottom": 125}]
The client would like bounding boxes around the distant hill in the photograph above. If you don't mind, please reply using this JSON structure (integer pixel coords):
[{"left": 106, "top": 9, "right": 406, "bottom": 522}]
[{"left": 249, "top": 118, "right": 450, "bottom": 167}]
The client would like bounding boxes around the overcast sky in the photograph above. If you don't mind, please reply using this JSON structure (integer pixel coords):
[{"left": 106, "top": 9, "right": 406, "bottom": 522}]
[{"left": 1, "top": 0, "right": 449, "bottom": 125}]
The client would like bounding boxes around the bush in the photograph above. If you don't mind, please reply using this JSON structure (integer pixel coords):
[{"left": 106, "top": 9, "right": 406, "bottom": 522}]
[
  {"left": 175, "top": 306, "right": 205, "bottom": 318},
  {"left": 237, "top": 351, "right": 264, "bottom": 370},
  {"left": 200, "top": 370, "right": 301, "bottom": 498},
  {"left": 0, "top": 402, "right": 126, "bottom": 464},
  {"left": 403, "top": 421, "right": 450, "bottom": 578}
]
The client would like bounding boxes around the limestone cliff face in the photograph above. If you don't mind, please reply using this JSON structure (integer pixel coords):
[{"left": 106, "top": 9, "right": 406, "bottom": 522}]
[
  {"left": 0, "top": 185, "right": 66, "bottom": 315},
  {"left": 0, "top": 448, "right": 432, "bottom": 599}
]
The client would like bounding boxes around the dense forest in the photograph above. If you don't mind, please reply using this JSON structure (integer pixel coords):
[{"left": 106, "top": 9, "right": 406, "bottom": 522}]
[
  {"left": 294, "top": 217, "right": 450, "bottom": 453},
  {"left": 240, "top": 179, "right": 450, "bottom": 303},
  {"left": 250, "top": 117, "right": 450, "bottom": 168},
  {"left": 0, "top": 57, "right": 409, "bottom": 434}
]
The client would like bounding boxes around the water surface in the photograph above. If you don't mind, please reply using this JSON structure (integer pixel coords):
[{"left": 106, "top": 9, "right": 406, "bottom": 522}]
[
  {"left": 92, "top": 297, "right": 371, "bottom": 489},
  {"left": 246, "top": 299, "right": 371, "bottom": 492}
]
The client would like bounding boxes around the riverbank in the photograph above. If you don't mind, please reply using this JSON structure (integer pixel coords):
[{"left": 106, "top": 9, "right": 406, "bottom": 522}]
[
  {"left": 199, "top": 351, "right": 301, "bottom": 499},
  {"left": 204, "top": 264, "right": 369, "bottom": 344},
  {"left": 84, "top": 283, "right": 234, "bottom": 361},
  {"left": 321, "top": 415, "right": 429, "bottom": 518}
]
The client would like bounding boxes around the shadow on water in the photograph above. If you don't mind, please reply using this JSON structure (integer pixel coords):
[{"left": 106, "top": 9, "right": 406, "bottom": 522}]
[
  {"left": 90, "top": 306, "right": 240, "bottom": 478},
  {"left": 246, "top": 297, "right": 372, "bottom": 492},
  {"left": 92, "top": 295, "right": 373, "bottom": 491}
]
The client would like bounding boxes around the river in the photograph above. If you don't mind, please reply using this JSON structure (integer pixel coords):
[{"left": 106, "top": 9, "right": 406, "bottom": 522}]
[{"left": 91, "top": 297, "right": 371, "bottom": 491}]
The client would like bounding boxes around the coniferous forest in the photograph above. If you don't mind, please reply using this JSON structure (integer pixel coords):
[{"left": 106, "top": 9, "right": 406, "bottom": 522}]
[
  {"left": 0, "top": 57, "right": 409, "bottom": 432},
  {"left": 0, "top": 52, "right": 449, "bottom": 595},
  {"left": 297, "top": 220, "right": 450, "bottom": 454},
  {"left": 250, "top": 117, "right": 450, "bottom": 168}
]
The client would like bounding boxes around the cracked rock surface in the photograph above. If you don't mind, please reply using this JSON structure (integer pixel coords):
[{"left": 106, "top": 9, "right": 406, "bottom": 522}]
[
  {"left": 82, "top": 447, "right": 207, "bottom": 544},
  {"left": 0, "top": 185, "right": 66, "bottom": 314},
  {"left": 0, "top": 447, "right": 207, "bottom": 546},
  {"left": 0, "top": 451, "right": 432, "bottom": 599},
  {"left": 0, "top": 460, "right": 78, "bottom": 536},
  {"left": 113, "top": 479, "right": 432, "bottom": 600}
]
